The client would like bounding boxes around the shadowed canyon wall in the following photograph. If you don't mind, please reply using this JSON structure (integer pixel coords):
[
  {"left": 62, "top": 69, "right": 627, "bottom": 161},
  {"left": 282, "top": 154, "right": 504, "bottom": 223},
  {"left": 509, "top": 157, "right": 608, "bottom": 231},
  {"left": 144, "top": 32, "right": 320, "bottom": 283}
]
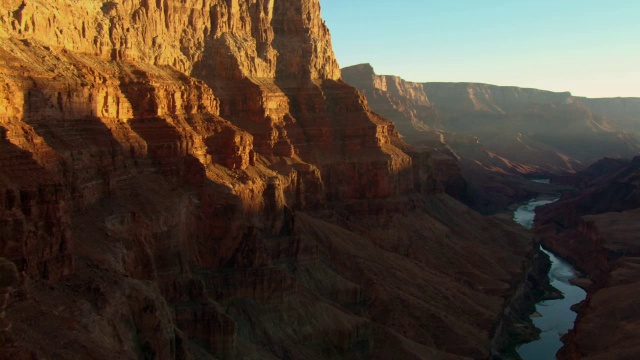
[{"left": 532, "top": 157, "right": 640, "bottom": 359}]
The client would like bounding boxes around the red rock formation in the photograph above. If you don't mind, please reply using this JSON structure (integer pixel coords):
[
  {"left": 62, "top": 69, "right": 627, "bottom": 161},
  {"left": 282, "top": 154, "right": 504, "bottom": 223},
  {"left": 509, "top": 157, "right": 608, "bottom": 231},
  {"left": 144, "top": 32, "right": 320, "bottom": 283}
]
[
  {"left": 342, "top": 63, "right": 439, "bottom": 139},
  {"left": 537, "top": 156, "right": 640, "bottom": 233},
  {"left": 0, "top": 1, "right": 541, "bottom": 359}
]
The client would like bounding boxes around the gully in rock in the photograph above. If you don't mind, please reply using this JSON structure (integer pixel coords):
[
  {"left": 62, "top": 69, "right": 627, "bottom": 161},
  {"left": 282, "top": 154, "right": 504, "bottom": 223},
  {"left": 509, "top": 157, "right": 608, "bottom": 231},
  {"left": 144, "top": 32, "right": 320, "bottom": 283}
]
[{"left": 513, "top": 197, "right": 587, "bottom": 360}]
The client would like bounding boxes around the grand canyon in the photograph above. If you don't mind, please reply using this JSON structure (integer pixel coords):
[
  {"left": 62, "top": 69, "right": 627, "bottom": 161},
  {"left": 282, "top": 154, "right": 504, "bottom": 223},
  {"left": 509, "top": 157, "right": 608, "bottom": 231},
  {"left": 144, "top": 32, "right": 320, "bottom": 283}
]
[{"left": 1, "top": 1, "right": 638, "bottom": 360}]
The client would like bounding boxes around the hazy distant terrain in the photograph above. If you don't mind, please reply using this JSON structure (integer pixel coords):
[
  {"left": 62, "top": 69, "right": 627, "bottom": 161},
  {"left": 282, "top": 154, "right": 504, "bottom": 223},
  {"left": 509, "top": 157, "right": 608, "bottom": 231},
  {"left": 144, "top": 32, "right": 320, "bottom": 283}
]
[{"left": 344, "top": 63, "right": 640, "bottom": 174}]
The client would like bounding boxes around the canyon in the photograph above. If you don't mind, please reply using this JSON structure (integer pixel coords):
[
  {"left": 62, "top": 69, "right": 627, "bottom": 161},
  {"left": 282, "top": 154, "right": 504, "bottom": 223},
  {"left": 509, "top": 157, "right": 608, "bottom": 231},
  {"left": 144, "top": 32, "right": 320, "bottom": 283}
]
[
  {"left": 342, "top": 63, "right": 640, "bottom": 359},
  {"left": 0, "top": 1, "right": 550, "bottom": 359},
  {"left": 534, "top": 157, "right": 640, "bottom": 359},
  {"left": 1, "top": 1, "right": 639, "bottom": 359},
  {"left": 342, "top": 63, "right": 640, "bottom": 213}
]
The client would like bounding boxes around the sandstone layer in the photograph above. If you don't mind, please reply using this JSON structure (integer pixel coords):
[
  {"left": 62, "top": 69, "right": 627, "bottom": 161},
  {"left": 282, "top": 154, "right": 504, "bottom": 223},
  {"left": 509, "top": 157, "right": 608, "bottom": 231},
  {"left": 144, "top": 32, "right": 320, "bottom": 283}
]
[{"left": 0, "top": 1, "right": 540, "bottom": 359}]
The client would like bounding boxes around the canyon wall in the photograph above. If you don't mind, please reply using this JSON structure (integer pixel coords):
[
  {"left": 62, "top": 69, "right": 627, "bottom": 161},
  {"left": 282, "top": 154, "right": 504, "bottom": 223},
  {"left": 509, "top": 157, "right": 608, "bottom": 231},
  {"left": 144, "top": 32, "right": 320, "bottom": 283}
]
[
  {"left": 422, "top": 82, "right": 572, "bottom": 117},
  {"left": 533, "top": 157, "right": 640, "bottom": 359},
  {"left": 343, "top": 64, "right": 640, "bottom": 176},
  {"left": 341, "top": 63, "right": 438, "bottom": 139},
  {"left": 342, "top": 63, "right": 640, "bottom": 215},
  {"left": 579, "top": 97, "right": 640, "bottom": 135},
  {"left": 0, "top": 1, "right": 538, "bottom": 359},
  {"left": 342, "top": 64, "right": 570, "bottom": 213}
]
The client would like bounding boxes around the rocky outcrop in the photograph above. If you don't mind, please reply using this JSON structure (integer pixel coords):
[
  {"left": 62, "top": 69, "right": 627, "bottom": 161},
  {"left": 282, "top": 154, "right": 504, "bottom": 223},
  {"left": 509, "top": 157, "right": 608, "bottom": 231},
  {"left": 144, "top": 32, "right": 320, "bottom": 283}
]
[
  {"left": 0, "top": 258, "right": 19, "bottom": 338},
  {"left": 537, "top": 156, "right": 640, "bottom": 234},
  {"left": 0, "top": 1, "right": 542, "bottom": 359},
  {"left": 551, "top": 157, "right": 630, "bottom": 189}
]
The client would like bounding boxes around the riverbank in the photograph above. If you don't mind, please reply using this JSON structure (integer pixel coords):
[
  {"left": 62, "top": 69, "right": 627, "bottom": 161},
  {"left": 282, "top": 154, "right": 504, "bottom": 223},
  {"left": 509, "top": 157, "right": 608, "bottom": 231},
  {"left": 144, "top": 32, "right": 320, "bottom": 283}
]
[
  {"left": 510, "top": 198, "right": 587, "bottom": 360},
  {"left": 490, "top": 247, "right": 559, "bottom": 359},
  {"left": 491, "top": 196, "right": 567, "bottom": 359}
]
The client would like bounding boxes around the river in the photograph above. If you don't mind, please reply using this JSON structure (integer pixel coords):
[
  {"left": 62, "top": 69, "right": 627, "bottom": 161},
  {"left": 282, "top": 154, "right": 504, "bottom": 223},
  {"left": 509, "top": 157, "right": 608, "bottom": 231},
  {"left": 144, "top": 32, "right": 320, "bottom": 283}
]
[{"left": 513, "top": 198, "right": 587, "bottom": 360}]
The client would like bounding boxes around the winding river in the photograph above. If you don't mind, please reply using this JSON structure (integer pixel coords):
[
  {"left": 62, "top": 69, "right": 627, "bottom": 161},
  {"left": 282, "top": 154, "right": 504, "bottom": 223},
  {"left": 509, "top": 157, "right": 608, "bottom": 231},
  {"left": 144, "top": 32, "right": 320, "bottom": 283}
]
[{"left": 513, "top": 198, "right": 587, "bottom": 360}]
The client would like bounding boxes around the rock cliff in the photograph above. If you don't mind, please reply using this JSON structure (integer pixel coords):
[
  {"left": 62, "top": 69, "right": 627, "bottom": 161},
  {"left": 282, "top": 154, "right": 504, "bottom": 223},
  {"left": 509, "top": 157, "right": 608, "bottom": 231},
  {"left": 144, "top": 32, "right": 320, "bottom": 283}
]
[
  {"left": 343, "top": 64, "right": 640, "bottom": 176},
  {"left": 578, "top": 97, "right": 640, "bottom": 135},
  {"left": 422, "top": 82, "right": 640, "bottom": 172},
  {"left": 0, "top": 1, "right": 539, "bottom": 359},
  {"left": 341, "top": 63, "right": 439, "bottom": 139},
  {"left": 342, "top": 64, "right": 572, "bottom": 213}
]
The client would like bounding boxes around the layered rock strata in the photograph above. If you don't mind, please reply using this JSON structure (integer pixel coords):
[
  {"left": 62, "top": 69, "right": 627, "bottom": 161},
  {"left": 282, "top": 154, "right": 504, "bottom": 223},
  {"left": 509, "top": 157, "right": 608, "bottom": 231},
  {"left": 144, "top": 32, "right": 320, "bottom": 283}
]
[
  {"left": 341, "top": 64, "right": 570, "bottom": 213},
  {"left": 578, "top": 97, "right": 640, "bottom": 135},
  {"left": 342, "top": 64, "right": 640, "bottom": 175},
  {"left": 0, "top": 1, "right": 539, "bottom": 359}
]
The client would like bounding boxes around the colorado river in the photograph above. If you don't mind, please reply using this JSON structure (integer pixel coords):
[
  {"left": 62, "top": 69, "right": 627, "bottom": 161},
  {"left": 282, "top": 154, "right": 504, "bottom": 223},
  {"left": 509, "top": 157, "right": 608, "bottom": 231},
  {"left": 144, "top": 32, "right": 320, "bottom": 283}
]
[{"left": 514, "top": 198, "right": 587, "bottom": 360}]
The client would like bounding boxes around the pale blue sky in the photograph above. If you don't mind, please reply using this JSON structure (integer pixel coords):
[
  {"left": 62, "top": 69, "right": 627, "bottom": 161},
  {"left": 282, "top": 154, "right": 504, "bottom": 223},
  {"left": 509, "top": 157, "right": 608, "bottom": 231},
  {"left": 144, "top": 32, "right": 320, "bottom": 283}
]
[{"left": 321, "top": 0, "right": 640, "bottom": 98}]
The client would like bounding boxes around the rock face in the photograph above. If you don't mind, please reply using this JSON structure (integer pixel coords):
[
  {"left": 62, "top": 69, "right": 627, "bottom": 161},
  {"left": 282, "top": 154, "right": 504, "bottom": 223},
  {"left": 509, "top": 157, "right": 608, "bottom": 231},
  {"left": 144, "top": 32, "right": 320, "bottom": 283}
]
[
  {"left": 341, "top": 63, "right": 439, "bottom": 139},
  {"left": 0, "top": 1, "right": 545, "bottom": 359},
  {"left": 532, "top": 156, "right": 640, "bottom": 359},
  {"left": 0, "top": 258, "right": 19, "bottom": 339},
  {"left": 578, "top": 97, "right": 640, "bottom": 135},
  {"left": 423, "top": 83, "right": 640, "bottom": 171},
  {"left": 343, "top": 64, "right": 640, "bottom": 175},
  {"left": 560, "top": 255, "right": 640, "bottom": 360},
  {"left": 342, "top": 64, "right": 576, "bottom": 213}
]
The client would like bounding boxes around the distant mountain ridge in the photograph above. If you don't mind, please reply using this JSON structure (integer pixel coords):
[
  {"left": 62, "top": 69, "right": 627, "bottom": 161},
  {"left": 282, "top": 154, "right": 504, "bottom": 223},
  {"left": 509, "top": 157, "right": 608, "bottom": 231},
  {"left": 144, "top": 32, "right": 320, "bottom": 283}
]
[
  {"left": 343, "top": 63, "right": 640, "bottom": 129},
  {"left": 342, "top": 63, "right": 640, "bottom": 173},
  {"left": 422, "top": 81, "right": 573, "bottom": 116},
  {"left": 578, "top": 97, "right": 640, "bottom": 134}
]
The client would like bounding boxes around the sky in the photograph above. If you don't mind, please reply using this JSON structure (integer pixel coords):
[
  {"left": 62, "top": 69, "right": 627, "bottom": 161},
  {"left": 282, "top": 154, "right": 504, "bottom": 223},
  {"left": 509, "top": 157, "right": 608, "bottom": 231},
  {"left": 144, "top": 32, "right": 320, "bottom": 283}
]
[{"left": 320, "top": 0, "right": 640, "bottom": 98}]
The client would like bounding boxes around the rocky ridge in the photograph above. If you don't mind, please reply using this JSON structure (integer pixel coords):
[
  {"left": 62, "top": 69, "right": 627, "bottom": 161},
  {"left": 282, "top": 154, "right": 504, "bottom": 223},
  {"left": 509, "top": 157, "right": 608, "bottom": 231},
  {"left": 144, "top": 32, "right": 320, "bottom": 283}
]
[{"left": 0, "top": 1, "right": 540, "bottom": 359}]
